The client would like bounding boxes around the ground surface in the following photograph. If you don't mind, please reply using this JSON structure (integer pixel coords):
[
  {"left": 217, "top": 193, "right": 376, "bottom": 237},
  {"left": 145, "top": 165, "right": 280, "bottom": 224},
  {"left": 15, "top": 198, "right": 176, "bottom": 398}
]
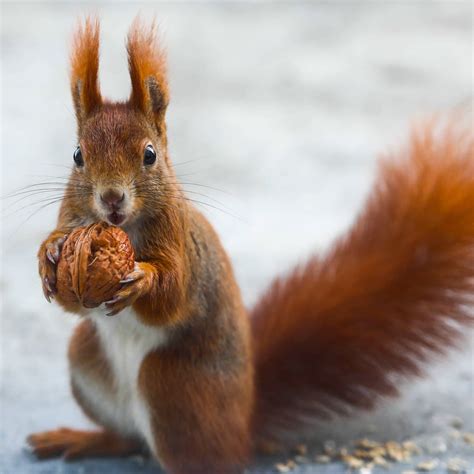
[{"left": 1, "top": 2, "right": 473, "bottom": 473}]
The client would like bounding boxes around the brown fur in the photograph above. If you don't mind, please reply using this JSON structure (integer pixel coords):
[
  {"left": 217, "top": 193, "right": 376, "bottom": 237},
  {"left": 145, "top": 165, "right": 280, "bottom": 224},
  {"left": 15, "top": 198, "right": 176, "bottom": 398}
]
[
  {"left": 30, "top": 16, "right": 474, "bottom": 474},
  {"left": 251, "top": 126, "right": 474, "bottom": 442}
]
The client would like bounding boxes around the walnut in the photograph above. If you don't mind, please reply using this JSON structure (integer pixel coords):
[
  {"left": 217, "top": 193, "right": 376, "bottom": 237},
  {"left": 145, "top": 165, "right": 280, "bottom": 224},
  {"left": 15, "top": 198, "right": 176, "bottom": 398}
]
[{"left": 56, "top": 222, "right": 135, "bottom": 309}]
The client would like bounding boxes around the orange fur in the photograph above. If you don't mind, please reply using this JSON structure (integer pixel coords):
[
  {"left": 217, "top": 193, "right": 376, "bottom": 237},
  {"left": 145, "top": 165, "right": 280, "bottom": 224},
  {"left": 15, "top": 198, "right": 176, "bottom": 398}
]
[
  {"left": 127, "top": 19, "right": 169, "bottom": 134},
  {"left": 251, "top": 125, "right": 474, "bottom": 442},
  {"left": 27, "top": 428, "right": 141, "bottom": 460},
  {"left": 70, "top": 17, "right": 102, "bottom": 124}
]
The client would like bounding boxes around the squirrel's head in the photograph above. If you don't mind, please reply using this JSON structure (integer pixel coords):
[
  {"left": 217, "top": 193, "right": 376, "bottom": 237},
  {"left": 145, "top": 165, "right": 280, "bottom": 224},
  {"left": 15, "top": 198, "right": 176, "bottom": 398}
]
[{"left": 68, "top": 18, "right": 176, "bottom": 228}]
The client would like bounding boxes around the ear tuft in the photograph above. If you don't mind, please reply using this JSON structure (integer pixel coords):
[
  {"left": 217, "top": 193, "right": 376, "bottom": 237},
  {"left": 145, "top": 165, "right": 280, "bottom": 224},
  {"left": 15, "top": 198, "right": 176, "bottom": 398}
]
[
  {"left": 70, "top": 17, "right": 102, "bottom": 124},
  {"left": 127, "top": 19, "right": 169, "bottom": 129}
]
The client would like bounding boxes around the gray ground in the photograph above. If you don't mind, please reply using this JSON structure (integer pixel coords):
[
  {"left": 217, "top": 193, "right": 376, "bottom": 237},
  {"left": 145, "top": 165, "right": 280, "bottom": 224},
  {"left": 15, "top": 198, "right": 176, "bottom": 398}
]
[{"left": 1, "top": 2, "right": 473, "bottom": 473}]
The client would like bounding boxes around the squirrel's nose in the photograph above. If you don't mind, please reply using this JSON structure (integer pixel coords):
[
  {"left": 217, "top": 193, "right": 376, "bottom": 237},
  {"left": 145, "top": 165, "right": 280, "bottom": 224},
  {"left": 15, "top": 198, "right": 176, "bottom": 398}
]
[{"left": 100, "top": 189, "right": 125, "bottom": 209}]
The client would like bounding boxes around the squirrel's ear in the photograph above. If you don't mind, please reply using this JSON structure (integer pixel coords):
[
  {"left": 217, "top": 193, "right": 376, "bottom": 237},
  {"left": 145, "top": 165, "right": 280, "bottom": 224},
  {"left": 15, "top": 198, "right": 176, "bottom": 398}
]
[
  {"left": 127, "top": 19, "right": 169, "bottom": 132},
  {"left": 70, "top": 17, "right": 102, "bottom": 126}
]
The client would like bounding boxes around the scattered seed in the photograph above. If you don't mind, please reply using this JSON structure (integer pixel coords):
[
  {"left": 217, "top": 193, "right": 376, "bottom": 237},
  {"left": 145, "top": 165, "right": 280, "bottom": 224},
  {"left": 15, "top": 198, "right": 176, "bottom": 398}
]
[
  {"left": 402, "top": 440, "right": 421, "bottom": 455},
  {"left": 342, "top": 455, "right": 364, "bottom": 469},
  {"left": 353, "top": 447, "right": 386, "bottom": 460},
  {"left": 385, "top": 441, "right": 406, "bottom": 462},
  {"left": 338, "top": 447, "right": 349, "bottom": 457},
  {"left": 356, "top": 439, "right": 381, "bottom": 450},
  {"left": 373, "top": 455, "right": 388, "bottom": 467},
  {"left": 416, "top": 459, "right": 439, "bottom": 471},
  {"left": 353, "top": 449, "right": 372, "bottom": 460},
  {"left": 462, "top": 432, "right": 474, "bottom": 446},
  {"left": 274, "top": 460, "right": 296, "bottom": 473},
  {"left": 275, "top": 436, "right": 430, "bottom": 472},
  {"left": 447, "top": 457, "right": 469, "bottom": 473},
  {"left": 315, "top": 454, "right": 331, "bottom": 464}
]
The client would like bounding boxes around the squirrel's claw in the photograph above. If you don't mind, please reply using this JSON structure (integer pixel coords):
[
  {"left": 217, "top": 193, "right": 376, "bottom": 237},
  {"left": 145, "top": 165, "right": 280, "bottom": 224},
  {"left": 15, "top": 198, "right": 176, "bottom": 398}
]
[
  {"left": 46, "top": 249, "right": 56, "bottom": 265},
  {"left": 42, "top": 277, "right": 54, "bottom": 303},
  {"left": 45, "top": 236, "right": 66, "bottom": 264},
  {"left": 119, "top": 263, "right": 145, "bottom": 285},
  {"left": 39, "top": 234, "right": 66, "bottom": 303},
  {"left": 105, "top": 263, "right": 152, "bottom": 316},
  {"left": 104, "top": 284, "right": 139, "bottom": 316}
]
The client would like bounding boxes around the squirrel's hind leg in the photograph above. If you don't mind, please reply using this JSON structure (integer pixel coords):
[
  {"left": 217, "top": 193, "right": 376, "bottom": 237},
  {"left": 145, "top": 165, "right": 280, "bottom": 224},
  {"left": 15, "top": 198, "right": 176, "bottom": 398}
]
[
  {"left": 26, "top": 428, "right": 141, "bottom": 460},
  {"left": 140, "top": 349, "right": 253, "bottom": 474},
  {"left": 28, "top": 319, "right": 144, "bottom": 462}
]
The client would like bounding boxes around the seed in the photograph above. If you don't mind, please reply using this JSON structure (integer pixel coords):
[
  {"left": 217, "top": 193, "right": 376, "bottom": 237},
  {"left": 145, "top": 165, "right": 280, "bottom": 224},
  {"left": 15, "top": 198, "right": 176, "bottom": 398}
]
[
  {"left": 462, "top": 432, "right": 474, "bottom": 446},
  {"left": 342, "top": 455, "right": 364, "bottom": 469},
  {"left": 447, "top": 457, "right": 468, "bottom": 473},
  {"left": 416, "top": 459, "right": 439, "bottom": 471},
  {"left": 356, "top": 439, "right": 381, "bottom": 450}
]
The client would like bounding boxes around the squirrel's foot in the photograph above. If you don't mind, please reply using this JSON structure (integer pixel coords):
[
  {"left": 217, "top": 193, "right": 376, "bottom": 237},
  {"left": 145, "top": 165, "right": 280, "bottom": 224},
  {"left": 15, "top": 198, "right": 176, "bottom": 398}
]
[
  {"left": 26, "top": 427, "right": 142, "bottom": 461},
  {"left": 38, "top": 234, "right": 67, "bottom": 302},
  {"left": 105, "top": 262, "right": 154, "bottom": 316}
]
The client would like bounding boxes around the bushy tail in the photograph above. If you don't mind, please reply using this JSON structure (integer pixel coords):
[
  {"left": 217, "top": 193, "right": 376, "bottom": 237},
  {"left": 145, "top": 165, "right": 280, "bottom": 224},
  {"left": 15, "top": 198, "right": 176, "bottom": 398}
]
[{"left": 251, "top": 124, "right": 474, "bottom": 442}]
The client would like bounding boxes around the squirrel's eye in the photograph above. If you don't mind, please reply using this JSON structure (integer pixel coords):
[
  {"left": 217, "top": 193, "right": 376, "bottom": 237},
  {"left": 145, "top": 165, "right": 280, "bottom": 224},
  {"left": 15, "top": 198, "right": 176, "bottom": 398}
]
[
  {"left": 73, "top": 146, "right": 84, "bottom": 167},
  {"left": 144, "top": 144, "right": 156, "bottom": 166}
]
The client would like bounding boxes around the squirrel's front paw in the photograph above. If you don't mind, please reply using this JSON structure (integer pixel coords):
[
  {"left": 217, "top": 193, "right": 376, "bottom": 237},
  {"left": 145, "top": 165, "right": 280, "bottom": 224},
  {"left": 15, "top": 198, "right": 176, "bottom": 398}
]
[
  {"left": 38, "top": 234, "right": 67, "bottom": 302},
  {"left": 104, "top": 262, "right": 154, "bottom": 316}
]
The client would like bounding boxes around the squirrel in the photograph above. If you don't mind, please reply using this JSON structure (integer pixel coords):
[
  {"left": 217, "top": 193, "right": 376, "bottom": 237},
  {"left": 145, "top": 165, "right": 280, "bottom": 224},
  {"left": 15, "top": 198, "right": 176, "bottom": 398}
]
[{"left": 27, "top": 17, "right": 474, "bottom": 474}]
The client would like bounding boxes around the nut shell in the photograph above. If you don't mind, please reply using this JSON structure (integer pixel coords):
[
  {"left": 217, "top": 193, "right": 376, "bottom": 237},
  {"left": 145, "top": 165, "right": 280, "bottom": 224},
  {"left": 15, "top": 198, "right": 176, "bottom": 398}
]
[{"left": 56, "top": 223, "right": 135, "bottom": 309}]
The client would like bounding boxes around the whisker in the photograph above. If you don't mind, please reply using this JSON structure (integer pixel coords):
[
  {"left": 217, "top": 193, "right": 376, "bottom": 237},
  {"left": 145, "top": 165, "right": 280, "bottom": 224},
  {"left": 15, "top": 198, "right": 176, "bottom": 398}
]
[
  {"left": 171, "top": 181, "right": 233, "bottom": 197},
  {"left": 3, "top": 182, "right": 81, "bottom": 196},
  {"left": 2, "top": 189, "right": 92, "bottom": 208},
  {"left": 134, "top": 190, "right": 243, "bottom": 222},
  {"left": 171, "top": 159, "right": 199, "bottom": 167},
  {"left": 134, "top": 176, "right": 233, "bottom": 197},
  {"left": 5, "top": 193, "right": 92, "bottom": 214},
  {"left": 3, "top": 190, "right": 72, "bottom": 211},
  {"left": 41, "top": 162, "right": 73, "bottom": 169},
  {"left": 134, "top": 185, "right": 234, "bottom": 212},
  {"left": 174, "top": 171, "right": 209, "bottom": 179},
  {"left": 5, "top": 198, "right": 66, "bottom": 242},
  {"left": 2, "top": 188, "right": 90, "bottom": 203},
  {"left": 26, "top": 174, "right": 93, "bottom": 184},
  {"left": 3, "top": 186, "right": 86, "bottom": 199}
]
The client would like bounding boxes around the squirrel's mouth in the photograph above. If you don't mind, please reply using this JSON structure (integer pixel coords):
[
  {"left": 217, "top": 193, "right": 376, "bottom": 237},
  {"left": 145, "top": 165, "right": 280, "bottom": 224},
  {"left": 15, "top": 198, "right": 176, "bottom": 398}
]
[{"left": 107, "top": 212, "right": 126, "bottom": 226}]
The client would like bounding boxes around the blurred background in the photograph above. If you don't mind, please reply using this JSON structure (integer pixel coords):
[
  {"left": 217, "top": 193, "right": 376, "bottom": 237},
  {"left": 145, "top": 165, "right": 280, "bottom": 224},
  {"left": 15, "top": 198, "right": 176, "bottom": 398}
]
[{"left": 1, "top": 2, "right": 473, "bottom": 473}]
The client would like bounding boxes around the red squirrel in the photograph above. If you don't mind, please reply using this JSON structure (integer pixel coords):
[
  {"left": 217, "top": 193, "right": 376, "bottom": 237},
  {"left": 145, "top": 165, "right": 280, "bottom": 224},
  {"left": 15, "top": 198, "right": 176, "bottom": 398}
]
[{"left": 27, "top": 18, "right": 474, "bottom": 474}]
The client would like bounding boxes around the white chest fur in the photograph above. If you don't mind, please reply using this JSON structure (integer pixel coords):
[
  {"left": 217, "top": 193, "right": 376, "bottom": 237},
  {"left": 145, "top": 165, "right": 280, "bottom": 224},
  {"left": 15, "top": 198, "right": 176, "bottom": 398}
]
[{"left": 72, "top": 307, "right": 168, "bottom": 454}]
